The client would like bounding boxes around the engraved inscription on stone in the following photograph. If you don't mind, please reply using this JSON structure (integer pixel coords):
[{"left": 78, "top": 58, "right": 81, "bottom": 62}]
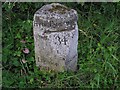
[{"left": 33, "top": 3, "right": 78, "bottom": 72}]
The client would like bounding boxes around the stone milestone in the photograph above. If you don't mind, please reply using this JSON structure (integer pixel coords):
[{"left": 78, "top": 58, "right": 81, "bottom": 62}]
[{"left": 33, "top": 3, "right": 78, "bottom": 72}]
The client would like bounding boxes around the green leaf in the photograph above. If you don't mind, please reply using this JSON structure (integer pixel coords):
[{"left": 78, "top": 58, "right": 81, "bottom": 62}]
[
  {"left": 14, "top": 51, "right": 21, "bottom": 57},
  {"left": 30, "top": 78, "right": 34, "bottom": 84},
  {"left": 13, "top": 60, "right": 20, "bottom": 67},
  {"left": 15, "top": 33, "right": 21, "bottom": 39}
]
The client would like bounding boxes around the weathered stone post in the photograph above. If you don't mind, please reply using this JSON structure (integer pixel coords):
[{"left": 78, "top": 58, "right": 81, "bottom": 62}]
[{"left": 33, "top": 3, "right": 78, "bottom": 72}]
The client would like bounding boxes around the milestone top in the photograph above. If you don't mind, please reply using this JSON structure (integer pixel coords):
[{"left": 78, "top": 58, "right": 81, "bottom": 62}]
[{"left": 34, "top": 3, "right": 78, "bottom": 31}]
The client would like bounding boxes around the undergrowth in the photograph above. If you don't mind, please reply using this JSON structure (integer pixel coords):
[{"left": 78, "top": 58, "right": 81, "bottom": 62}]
[{"left": 2, "top": 2, "right": 120, "bottom": 88}]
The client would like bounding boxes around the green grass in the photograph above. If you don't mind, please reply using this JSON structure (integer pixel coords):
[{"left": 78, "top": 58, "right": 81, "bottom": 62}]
[{"left": 2, "top": 2, "right": 120, "bottom": 88}]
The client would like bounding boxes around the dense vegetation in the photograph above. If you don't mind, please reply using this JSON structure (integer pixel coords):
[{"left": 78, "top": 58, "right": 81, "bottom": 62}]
[{"left": 2, "top": 2, "right": 120, "bottom": 88}]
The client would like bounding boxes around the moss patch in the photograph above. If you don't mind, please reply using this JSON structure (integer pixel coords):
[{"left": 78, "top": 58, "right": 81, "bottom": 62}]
[{"left": 48, "top": 4, "right": 70, "bottom": 14}]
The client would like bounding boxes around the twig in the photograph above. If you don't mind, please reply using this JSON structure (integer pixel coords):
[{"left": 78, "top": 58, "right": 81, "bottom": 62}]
[
  {"left": 79, "top": 29, "right": 92, "bottom": 39},
  {"left": 20, "top": 59, "right": 27, "bottom": 75}
]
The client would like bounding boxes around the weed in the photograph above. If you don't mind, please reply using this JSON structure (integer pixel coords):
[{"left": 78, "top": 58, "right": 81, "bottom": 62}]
[{"left": 2, "top": 2, "right": 120, "bottom": 88}]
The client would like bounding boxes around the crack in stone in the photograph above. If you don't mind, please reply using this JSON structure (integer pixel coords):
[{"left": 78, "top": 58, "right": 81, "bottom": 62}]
[
  {"left": 65, "top": 54, "right": 77, "bottom": 65},
  {"left": 44, "top": 29, "right": 74, "bottom": 34}
]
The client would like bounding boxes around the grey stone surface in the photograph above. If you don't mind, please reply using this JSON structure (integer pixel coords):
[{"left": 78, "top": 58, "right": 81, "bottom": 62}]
[{"left": 33, "top": 3, "right": 78, "bottom": 72}]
